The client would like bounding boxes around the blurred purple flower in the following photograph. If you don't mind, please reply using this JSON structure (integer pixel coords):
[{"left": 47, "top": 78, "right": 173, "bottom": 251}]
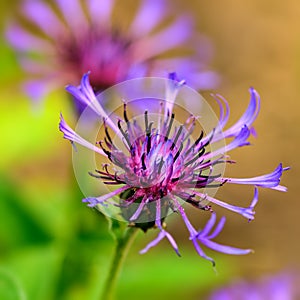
[
  {"left": 207, "top": 272, "right": 300, "bottom": 300},
  {"left": 6, "top": 0, "right": 218, "bottom": 108},
  {"left": 59, "top": 73, "right": 288, "bottom": 265}
]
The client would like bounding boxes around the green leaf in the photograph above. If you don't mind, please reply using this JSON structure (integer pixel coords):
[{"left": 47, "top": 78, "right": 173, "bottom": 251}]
[
  {"left": 2, "top": 244, "right": 63, "bottom": 300},
  {"left": 0, "top": 268, "right": 26, "bottom": 300},
  {"left": 0, "top": 174, "right": 52, "bottom": 252}
]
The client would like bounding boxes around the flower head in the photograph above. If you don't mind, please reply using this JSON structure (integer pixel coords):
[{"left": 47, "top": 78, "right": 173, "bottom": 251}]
[
  {"left": 207, "top": 272, "right": 300, "bottom": 300},
  {"left": 59, "top": 73, "right": 288, "bottom": 265},
  {"left": 6, "top": 0, "right": 218, "bottom": 109}
]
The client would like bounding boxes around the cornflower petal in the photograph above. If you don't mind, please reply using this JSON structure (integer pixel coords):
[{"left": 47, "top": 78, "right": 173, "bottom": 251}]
[
  {"left": 191, "top": 238, "right": 215, "bottom": 265},
  {"left": 129, "top": 196, "right": 148, "bottom": 221},
  {"left": 87, "top": 0, "right": 114, "bottom": 26},
  {"left": 163, "top": 231, "right": 181, "bottom": 256},
  {"left": 199, "top": 239, "right": 253, "bottom": 256},
  {"left": 66, "top": 73, "right": 121, "bottom": 135},
  {"left": 55, "top": 0, "right": 88, "bottom": 32},
  {"left": 193, "top": 191, "right": 257, "bottom": 220},
  {"left": 171, "top": 196, "right": 251, "bottom": 263},
  {"left": 83, "top": 185, "right": 130, "bottom": 207},
  {"left": 164, "top": 73, "right": 186, "bottom": 118},
  {"left": 140, "top": 230, "right": 180, "bottom": 256},
  {"left": 206, "top": 216, "right": 226, "bottom": 240},
  {"left": 222, "top": 87, "right": 260, "bottom": 138},
  {"left": 23, "top": 80, "right": 53, "bottom": 103},
  {"left": 130, "top": 0, "right": 167, "bottom": 37},
  {"left": 196, "top": 213, "right": 252, "bottom": 256},
  {"left": 203, "top": 125, "right": 251, "bottom": 161},
  {"left": 271, "top": 185, "right": 288, "bottom": 192},
  {"left": 22, "top": 0, "right": 64, "bottom": 37},
  {"left": 199, "top": 212, "right": 218, "bottom": 237},
  {"left": 59, "top": 113, "right": 107, "bottom": 156},
  {"left": 139, "top": 231, "right": 165, "bottom": 254},
  {"left": 211, "top": 93, "right": 230, "bottom": 134},
  {"left": 5, "top": 23, "right": 52, "bottom": 52},
  {"left": 132, "top": 16, "right": 193, "bottom": 62},
  {"left": 219, "top": 164, "right": 288, "bottom": 189},
  {"left": 203, "top": 88, "right": 260, "bottom": 147},
  {"left": 171, "top": 196, "right": 197, "bottom": 235}
]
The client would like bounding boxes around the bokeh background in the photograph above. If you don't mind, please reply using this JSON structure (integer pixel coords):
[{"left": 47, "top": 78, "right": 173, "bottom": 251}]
[{"left": 0, "top": 0, "right": 297, "bottom": 299}]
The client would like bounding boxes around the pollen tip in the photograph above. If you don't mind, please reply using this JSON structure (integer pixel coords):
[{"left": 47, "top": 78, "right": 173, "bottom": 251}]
[{"left": 175, "top": 249, "right": 181, "bottom": 257}]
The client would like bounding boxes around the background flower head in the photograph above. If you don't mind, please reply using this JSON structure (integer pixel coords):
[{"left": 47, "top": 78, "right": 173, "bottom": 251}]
[
  {"left": 6, "top": 0, "right": 219, "bottom": 107},
  {"left": 207, "top": 271, "right": 300, "bottom": 300},
  {"left": 59, "top": 74, "right": 287, "bottom": 265}
]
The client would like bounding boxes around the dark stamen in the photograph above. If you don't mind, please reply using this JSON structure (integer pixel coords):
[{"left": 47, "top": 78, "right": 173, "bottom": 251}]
[
  {"left": 158, "top": 157, "right": 164, "bottom": 174},
  {"left": 95, "top": 170, "right": 113, "bottom": 177},
  {"left": 165, "top": 113, "right": 175, "bottom": 141},
  {"left": 171, "top": 177, "right": 180, "bottom": 183},
  {"left": 103, "top": 181, "right": 125, "bottom": 185},
  {"left": 170, "top": 125, "right": 183, "bottom": 150},
  {"left": 185, "top": 130, "right": 204, "bottom": 156},
  {"left": 117, "top": 120, "right": 131, "bottom": 146},
  {"left": 98, "top": 141, "right": 112, "bottom": 159},
  {"left": 203, "top": 183, "right": 226, "bottom": 188},
  {"left": 184, "top": 147, "right": 206, "bottom": 167},
  {"left": 144, "top": 110, "right": 149, "bottom": 132},
  {"left": 123, "top": 103, "right": 129, "bottom": 123},
  {"left": 194, "top": 131, "right": 204, "bottom": 147},
  {"left": 104, "top": 137, "right": 113, "bottom": 149},
  {"left": 103, "top": 118, "right": 113, "bottom": 144},
  {"left": 174, "top": 143, "right": 183, "bottom": 162},
  {"left": 201, "top": 128, "right": 216, "bottom": 150},
  {"left": 159, "top": 189, "right": 165, "bottom": 198},
  {"left": 88, "top": 172, "right": 103, "bottom": 179},
  {"left": 103, "top": 164, "right": 110, "bottom": 174},
  {"left": 147, "top": 122, "right": 153, "bottom": 136},
  {"left": 141, "top": 153, "right": 147, "bottom": 170},
  {"left": 195, "top": 173, "right": 221, "bottom": 180},
  {"left": 88, "top": 171, "right": 125, "bottom": 184},
  {"left": 182, "top": 119, "right": 196, "bottom": 142},
  {"left": 147, "top": 135, "right": 151, "bottom": 154}
]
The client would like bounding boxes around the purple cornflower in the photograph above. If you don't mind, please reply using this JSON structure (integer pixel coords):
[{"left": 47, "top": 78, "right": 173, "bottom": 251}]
[
  {"left": 6, "top": 0, "right": 218, "bottom": 106},
  {"left": 59, "top": 73, "right": 288, "bottom": 265},
  {"left": 207, "top": 272, "right": 300, "bottom": 300}
]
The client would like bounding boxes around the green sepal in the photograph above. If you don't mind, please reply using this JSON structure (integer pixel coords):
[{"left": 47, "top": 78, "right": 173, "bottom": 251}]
[{"left": 106, "top": 217, "right": 128, "bottom": 241}]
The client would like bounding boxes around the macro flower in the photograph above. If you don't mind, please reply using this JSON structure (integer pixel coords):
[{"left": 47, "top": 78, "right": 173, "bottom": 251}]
[
  {"left": 59, "top": 73, "right": 288, "bottom": 265},
  {"left": 6, "top": 0, "right": 218, "bottom": 109}
]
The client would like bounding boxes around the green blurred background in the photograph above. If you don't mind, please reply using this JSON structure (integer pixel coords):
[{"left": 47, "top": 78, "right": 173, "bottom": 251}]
[{"left": 0, "top": 0, "right": 297, "bottom": 299}]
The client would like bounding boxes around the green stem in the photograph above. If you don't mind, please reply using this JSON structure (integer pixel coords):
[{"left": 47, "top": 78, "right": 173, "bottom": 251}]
[{"left": 101, "top": 226, "right": 139, "bottom": 300}]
